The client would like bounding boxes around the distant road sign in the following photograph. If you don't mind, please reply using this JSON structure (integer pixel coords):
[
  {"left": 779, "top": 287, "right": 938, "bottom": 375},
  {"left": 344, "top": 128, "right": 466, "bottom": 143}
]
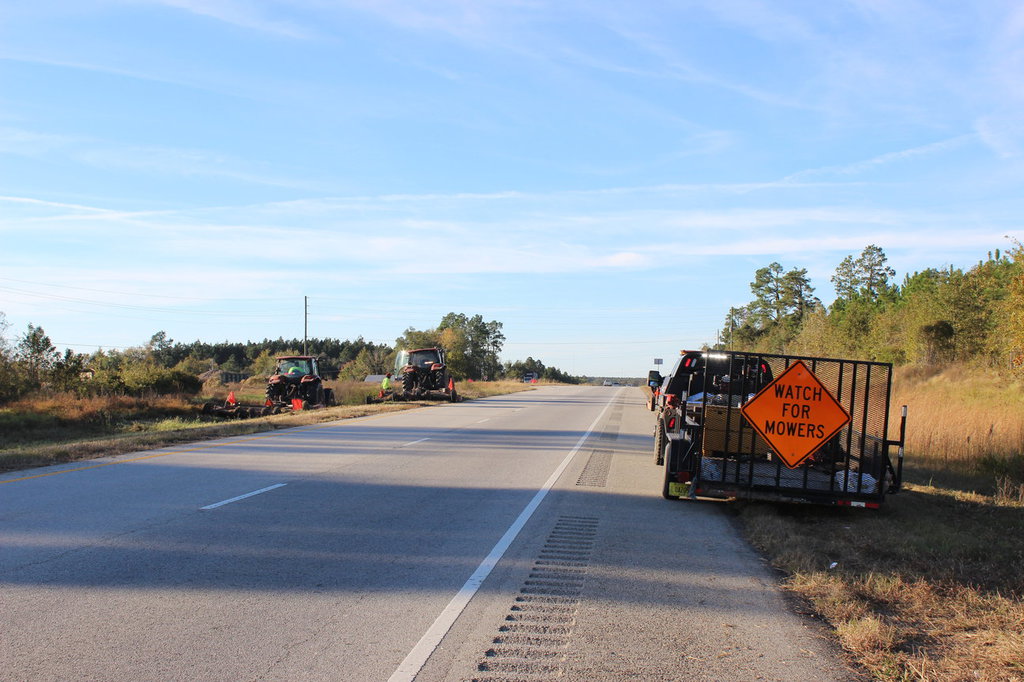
[
  {"left": 653, "top": 358, "right": 663, "bottom": 365},
  {"left": 740, "top": 360, "right": 851, "bottom": 469}
]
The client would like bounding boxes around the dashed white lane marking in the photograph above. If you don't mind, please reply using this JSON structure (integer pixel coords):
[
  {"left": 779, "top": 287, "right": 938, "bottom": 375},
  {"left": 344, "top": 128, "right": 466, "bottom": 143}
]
[
  {"left": 476, "top": 418, "right": 490, "bottom": 423},
  {"left": 387, "top": 389, "right": 621, "bottom": 682},
  {"left": 200, "top": 483, "right": 287, "bottom": 510},
  {"left": 401, "top": 438, "right": 431, "bottom": 447}
]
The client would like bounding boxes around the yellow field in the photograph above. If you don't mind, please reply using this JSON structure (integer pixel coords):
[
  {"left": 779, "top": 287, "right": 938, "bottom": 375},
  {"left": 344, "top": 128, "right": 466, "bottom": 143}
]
[{"left": 892, "top": 364, "right": 1024, "bottom": 500}]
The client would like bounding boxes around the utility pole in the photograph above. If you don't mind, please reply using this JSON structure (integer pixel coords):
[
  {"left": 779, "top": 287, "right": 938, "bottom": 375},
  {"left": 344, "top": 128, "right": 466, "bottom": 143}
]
[{"left": 303, "top": 296, "right": 308, "bottom": 356}]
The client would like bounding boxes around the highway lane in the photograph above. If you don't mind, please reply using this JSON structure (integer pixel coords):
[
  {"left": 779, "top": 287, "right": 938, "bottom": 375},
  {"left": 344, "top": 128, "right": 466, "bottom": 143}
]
[{"left": 0, "top": 386, "right": 854, "bottom": 681}]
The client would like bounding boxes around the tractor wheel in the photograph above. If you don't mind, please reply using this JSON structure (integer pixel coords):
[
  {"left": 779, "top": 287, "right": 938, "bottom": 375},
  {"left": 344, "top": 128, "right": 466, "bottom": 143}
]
[
  {"left": 324, "top": 388, "right": 335, "bottom": 406},
  {"left": 314, "top": 384, "right": 325, "bottom": 406},
  {"left": 403, "top": 372, "right": 415, "bottom": 393}
]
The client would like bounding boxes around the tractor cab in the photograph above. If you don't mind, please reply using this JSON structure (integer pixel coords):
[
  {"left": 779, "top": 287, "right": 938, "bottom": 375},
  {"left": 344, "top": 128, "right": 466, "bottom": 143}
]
[
  {"left": 275, "top": 357, "right": 314, "bottom": 377},
  {"left": 395, "top": 348, "right": 445, "bottom": 374}
]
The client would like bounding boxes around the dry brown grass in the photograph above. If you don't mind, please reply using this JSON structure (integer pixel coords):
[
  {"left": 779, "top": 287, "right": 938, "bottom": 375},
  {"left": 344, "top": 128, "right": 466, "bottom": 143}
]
[
  {"left": 739, "top": 363, "right": 1024, "bottom": 681},
  {"left": 6, "top": 391, "right": 195, "bottom": 421},
  {"left": 740, "top": 484, "right": 1024, "bottom": 681},
  {"left": 457, "top": 379, "right": 536, "bottom": 398},
  {"left": 892, "top": 364, "right": 1024, "bottom": 494}
]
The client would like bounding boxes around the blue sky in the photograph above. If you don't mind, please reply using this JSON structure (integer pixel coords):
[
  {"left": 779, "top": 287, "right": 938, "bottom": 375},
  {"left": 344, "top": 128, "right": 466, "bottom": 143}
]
[{"left": 2, "top": 1, "right": 1022, "bottom": 377}]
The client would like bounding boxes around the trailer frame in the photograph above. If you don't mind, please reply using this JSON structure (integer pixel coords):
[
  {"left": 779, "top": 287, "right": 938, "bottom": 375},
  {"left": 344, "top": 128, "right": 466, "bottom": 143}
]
[{"left": 660, "top": 350, "right": 906, "bottom": 507}]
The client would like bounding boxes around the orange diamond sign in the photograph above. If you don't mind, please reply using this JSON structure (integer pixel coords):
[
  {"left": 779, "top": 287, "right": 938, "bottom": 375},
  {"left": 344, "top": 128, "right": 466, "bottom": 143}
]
[{"left": 740, "top": 360, "right": 851, "bottom": 469}]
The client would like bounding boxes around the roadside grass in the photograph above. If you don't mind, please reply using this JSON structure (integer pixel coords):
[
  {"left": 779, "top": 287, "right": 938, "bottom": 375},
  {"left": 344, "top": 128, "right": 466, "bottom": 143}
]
[
  {"left": 732, "top": 363, "right": 1024, "bottom": 681},
  {"left": 0, "top": 379, "right": 534, "bottom": 473},
  {"left": 891, "top": 364, "right": 1024, "bottom": 501},
  {"left": 457, "top": 379, "right": 537, "bottom": 399}
]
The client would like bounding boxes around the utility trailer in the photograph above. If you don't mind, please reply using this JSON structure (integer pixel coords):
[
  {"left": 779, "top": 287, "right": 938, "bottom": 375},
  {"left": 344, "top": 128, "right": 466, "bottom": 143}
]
[{"left": 659, "top": 350, "right": 907, "bottom": 508}]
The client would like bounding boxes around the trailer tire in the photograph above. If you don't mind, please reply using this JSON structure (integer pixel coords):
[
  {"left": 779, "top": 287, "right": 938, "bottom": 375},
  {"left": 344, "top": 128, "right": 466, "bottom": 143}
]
[
  {"left": 653, "top": 424, "right": 665, "bottom": 466},
  {"left": 662, "top": 462, "right": 680, "bottom": 500}
]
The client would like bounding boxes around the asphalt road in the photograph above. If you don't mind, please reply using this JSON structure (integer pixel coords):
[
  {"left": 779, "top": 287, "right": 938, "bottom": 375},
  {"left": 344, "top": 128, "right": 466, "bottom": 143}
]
[{"left": 0, "top": 386, "right": 855, "bottom": 681}]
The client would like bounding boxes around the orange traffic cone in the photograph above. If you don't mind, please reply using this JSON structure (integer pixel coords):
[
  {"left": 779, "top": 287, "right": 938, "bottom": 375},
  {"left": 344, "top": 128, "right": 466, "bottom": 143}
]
[
  {"left": 227, "top": 391, "right": 237, "bottom": 405},
  {"left": 291, "top": 398, "right": 304, "bottom": 411}
]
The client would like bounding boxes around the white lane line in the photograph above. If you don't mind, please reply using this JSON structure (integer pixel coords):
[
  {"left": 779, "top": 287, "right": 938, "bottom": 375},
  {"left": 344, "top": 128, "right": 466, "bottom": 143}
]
[
  {"left": 401, "top": 438, "right": 431, "bottom": 447},
  {"left": 200, "top": 483, "right": 287, "bottom": 510},
  {"left": 388, "top": 389, "right": 619, "bottom": 682},
  {"left": 476, "top": 418, "right": 490, "bottom": 423}
]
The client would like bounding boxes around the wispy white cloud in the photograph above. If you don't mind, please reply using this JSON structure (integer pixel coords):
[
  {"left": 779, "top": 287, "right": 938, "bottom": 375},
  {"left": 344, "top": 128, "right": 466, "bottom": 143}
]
[
  {"left": 0, "top": 126, "right": 80, "bottom": 156},
  {"left": 79, "top": 143, "right": 327, "bottom": 189},
  {"left": 153, "top": 0, "right": 317, "bottom": 39},
  {"left": 9, "top": 188, "right": 1018, "bottom": 281},
  {"left": 691, "top": 0, "right": 820, "bottom": 45},
  {"left": 784, "top": 135, "right": 977, "bottom": 180},
  {"left": 328, "top": 0, "right": 511, "bottom": 44},
  {"left": 0, "top": 53, "right": 240, "bottom": 98},
  {"left": 975, "top": 116, "right": 1024, "bottom": 159},
  {"left": 974, "top": 4, "right": 1024, "bottom": 158},
  {"left": 0, "top": 125, "right": 328, "bottom": 190},
  {"left": 0, "top": 194, "right": 133, "bottom": 216}
]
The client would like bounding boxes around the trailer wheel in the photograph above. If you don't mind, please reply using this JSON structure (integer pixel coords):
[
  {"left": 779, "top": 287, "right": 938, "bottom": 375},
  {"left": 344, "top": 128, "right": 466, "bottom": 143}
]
[
  {"left": 662, "top": 463, "right": 680, "bottom": 500},
  {"left": 661, "top": 436, "right": 684, "bottom": 500},
  {"left": 653, "top": 424, "right": 665, "bottom": 466}
]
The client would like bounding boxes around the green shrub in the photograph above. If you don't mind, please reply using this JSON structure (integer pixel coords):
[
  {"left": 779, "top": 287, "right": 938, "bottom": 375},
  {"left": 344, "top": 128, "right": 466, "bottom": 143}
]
[{"left": 120, "top": 363, "right": 202, "bottom": 396}]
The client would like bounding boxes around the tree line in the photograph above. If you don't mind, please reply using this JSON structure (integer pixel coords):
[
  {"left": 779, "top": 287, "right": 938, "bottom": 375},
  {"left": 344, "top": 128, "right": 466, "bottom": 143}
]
[
  {"left": 720, "top": 242, "right": 1024, "bottom": 366},
  {"left": 0, "top": 311, "right": 579, "bottom": 404}
]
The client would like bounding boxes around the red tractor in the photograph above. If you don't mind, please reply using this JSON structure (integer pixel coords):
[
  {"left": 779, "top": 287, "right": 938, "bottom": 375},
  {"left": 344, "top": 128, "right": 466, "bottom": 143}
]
[
  {"left": 395, "top": 348, "right": 456, "bottom": 399},
  {"left": 266, "top": 355, "right": 334, "bottom": 407}
]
